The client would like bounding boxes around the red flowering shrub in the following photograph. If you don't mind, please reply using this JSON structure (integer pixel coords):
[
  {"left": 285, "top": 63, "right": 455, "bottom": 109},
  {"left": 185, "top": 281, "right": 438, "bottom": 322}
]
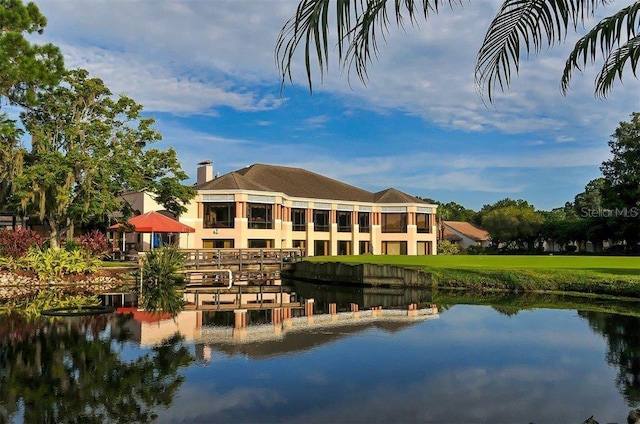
[
  {"left": 0, "top": 227, "right": 44, "bottom": 259},
  {"left": 77, "top": 230, "right": 110, "bottom": 257}
]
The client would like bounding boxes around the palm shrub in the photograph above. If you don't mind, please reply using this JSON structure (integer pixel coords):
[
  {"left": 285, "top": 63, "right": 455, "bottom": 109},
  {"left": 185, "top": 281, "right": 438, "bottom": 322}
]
[
  {"left": 138, "top": 247, "right": 186, "bottom": 315},
  {"left": 18, "top": 247, "right": 101, "bottom": 281}
]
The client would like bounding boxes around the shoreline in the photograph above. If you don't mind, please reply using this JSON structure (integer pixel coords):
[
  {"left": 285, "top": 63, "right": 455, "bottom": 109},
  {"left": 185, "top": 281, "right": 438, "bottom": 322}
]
[
  {"left": 301, "top": 256, "right": 640, "bottom": 299},
  {"left": 431, "top": 267, "right": 640, "bottom": 298}
]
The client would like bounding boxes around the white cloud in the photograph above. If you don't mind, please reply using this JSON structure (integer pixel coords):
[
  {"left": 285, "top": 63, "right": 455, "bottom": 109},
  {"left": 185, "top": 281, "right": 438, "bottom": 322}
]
[
  {"left": 34, "top": 0, "right": 637, "bottom": 142},
  {"left": 60, "top": 44, "right": 284, "bottom": 114}
]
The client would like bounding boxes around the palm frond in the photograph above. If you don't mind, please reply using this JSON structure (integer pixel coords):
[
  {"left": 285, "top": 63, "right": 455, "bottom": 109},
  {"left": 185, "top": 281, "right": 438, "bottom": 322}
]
[
  {"left": 475, "top": 0, "right": 605, "bottom": 102},
  {"left": 594, "top": 36, "right": 640, "bottom": 98},
  {"left": 275, "top": 0, "right": 332, "bottom": 93},
  {"left": 275, "top": 0, "right": 461, "bottom": 93},
  {"left": 561, "top": 3, "right": 640, "bottom": 97}
]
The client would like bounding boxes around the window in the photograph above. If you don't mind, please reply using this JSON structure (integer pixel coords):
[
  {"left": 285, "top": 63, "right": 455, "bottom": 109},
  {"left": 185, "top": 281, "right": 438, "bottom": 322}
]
[
  {"left": 248, "top": 203, "right": 273, "bottom": 229},
  {"left": 359, "top": 241, "right": 370, "bottom": 255},
  {"left": 337, "top": 211, "right": 351, "bottom": 232},
  {"left": 382, "top": 213, "right": 407, "bottom": 233},
  {"left": 249, "top": 239, "right": 273, "bottom": 248},
  {"left": 314, "top": 240, "right": 329, "bottom": 255},
  {"left": 382, "top": 241, "right": 407, "bottom": 255},
  {"left": 292, "top": 208, "right": 306, "bottom": 231},
  {"left": 203, "top": 203, "right": 235, "bottom": 228},
  {"left": 358, "top": 212, "right": 370, "bottom": 233},
  {"left": 337, "top": 241, "right": 351, "bottom": 255},
  {"left": 417, "top": 241, "right": 432, "bottom": 255},
  {"left": 202, "top": 239, "right": 234, "bottom": 248},
  {"left": 313, "top": 210, "right": 329, "bottom": 232},
  {"left": 416, "top": 213, "right": 431, "bottom": 233}
]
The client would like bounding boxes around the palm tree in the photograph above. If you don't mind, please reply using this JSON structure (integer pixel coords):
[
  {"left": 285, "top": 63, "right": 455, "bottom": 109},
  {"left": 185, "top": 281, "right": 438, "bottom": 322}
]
[{"left": 276, "top": 0, "right": 639, "bottom": 102}]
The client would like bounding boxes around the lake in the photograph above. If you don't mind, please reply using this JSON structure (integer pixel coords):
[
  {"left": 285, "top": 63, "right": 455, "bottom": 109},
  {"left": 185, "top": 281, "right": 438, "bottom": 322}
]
[{"left": 1, "top": 283, "right": 638, "bottom": 423}]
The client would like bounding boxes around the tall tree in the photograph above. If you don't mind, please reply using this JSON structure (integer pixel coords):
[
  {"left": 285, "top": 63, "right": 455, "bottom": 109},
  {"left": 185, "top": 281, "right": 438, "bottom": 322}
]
[
  {"left": 9, "top": 69, "right": 196, "bottom": 249},
  {"left": 0, "top": 0, "right": 64, "bottom": 211},
  {"left": 0, "top": 114, "right": 23, "bottom": 208},
  {"left": 574, "top": 177, "right": 606, "bottom": 217},
  {"left": 600, "top": 112, "right": 640, "bottom": 253},
  {"left": 481, "top": 198, "right": 544, "bottom": 249},
  {"left": 0, "top": 0, "right": 64, "bottom": 107},
  {"left": 438, "top": 201, "right": 479, "bottom": 223},
  {"left": 276, "top": 0, "right": 639, "bottom": 101}
]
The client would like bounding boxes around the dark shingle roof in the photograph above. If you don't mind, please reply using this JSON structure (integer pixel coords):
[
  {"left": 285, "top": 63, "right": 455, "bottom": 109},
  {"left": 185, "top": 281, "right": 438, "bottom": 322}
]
[
  {"left": 197, "top": 163, "right": 427, "bottom": 204},
  {"left": 374, "top": 188, "right": 428, "bottom": 204},
  {"left": 196, "top": 171, "right": 270, "bottom": 191}
]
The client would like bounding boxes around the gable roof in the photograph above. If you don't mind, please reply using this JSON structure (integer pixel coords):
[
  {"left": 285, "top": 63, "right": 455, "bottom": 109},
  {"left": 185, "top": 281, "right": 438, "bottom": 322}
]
[
  {"left": 374, "top": 188, "right": 427, "bottom": 204},
  {"left": 197, "top": 163, "right": 429, "bottom": 205},
  {"left": 443, "top": 221, "right": 490, "bottom": 241},
  {"left": 439, "top": 228, "right": 463, "bottom": 241},
  {"left": 197, "top": 171, "right": 271, "bottom": 191}
]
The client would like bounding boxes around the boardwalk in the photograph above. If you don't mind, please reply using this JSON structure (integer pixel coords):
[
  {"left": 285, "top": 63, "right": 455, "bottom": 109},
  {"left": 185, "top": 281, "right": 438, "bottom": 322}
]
[{"left": 179, "top": 248, "right": 304, "bottom": 286}]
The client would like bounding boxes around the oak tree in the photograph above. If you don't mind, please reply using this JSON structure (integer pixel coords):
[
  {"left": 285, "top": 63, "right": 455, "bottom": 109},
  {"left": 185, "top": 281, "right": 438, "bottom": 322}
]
[{"left": 10, "top": 69, "right": 196, "bottom": 248}]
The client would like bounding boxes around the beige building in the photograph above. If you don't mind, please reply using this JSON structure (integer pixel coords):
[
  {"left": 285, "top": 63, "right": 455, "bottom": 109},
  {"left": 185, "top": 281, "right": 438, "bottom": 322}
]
[
  {"left": 125, "top": 161, "right": 438, "bottom": 256},
  {"left": 186, "top": 162, "right": 437, "bottom": 256}
]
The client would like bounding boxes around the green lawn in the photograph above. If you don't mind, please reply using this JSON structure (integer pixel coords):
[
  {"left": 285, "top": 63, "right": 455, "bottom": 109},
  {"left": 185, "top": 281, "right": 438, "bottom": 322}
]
[
  {"left": 308, "top": 255, "right": 640, "bottom": 276},
  {"left": 306, "top": 255, "right": 640, "bottom": 297}
]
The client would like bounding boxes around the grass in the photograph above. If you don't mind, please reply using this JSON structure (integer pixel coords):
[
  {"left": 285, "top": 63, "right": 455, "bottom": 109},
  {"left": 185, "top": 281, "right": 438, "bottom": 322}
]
[
  {"left": 307, "top": 254, "right": 640, "bottom": 275},
  {"left": 305, "top": 255, "right": 640, "bottom": 298}
]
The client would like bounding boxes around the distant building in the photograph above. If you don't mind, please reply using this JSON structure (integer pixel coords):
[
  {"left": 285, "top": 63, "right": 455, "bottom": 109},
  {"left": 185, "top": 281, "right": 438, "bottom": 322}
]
[
  {"left": 122, "top": 161, "right": 439, "bottom": 256},
  {"left": 439, "top": 220, "right": 491, "bottom": 249}
]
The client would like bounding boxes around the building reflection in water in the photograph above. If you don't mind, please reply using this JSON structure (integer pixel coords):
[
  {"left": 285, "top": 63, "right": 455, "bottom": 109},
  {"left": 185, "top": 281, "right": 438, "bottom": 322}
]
[{"left": 102, "top": 282, "right": 438, "bottom": 362}]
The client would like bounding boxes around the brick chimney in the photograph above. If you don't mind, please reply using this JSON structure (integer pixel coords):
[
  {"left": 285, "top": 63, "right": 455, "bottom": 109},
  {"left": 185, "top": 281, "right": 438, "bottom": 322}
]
[{"left": 196, "top": 160, "right": 213, "bottom": 185}]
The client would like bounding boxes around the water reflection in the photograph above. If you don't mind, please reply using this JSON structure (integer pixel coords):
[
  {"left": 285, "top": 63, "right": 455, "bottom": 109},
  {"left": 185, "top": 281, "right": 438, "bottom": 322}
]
[
  {"left": 102, "top": 288, "right": 438, "bottom": 361},
  {"left": 1, "top": 287, "right": 639, "bottom": 423},
  {"left": 0, "top": 313, "right": 194, "bottom": 423},
  {"left": 580, "top": 310, "right": 640, "bottom": 406}
]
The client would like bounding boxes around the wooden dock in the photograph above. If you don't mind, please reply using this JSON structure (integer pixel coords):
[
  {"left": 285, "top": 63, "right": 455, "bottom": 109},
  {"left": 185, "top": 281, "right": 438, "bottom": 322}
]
[
  {"left": 178, "top": 248, "right": 304, "bottom": 285},
  {"left": 181, "top": 248, "right": 304, "bottom": 270}
]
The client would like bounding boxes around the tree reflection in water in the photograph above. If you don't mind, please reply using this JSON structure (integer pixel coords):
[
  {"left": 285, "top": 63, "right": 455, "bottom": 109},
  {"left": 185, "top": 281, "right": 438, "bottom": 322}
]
[
  {"left": 579, "top": 310, "right": 640, "bottom": 407},
  {"left": 438, "top": 291, "right": 640, "bottom": 411},
  {"left": 0, "top": 312, "right": 194, "bottom": 423}
]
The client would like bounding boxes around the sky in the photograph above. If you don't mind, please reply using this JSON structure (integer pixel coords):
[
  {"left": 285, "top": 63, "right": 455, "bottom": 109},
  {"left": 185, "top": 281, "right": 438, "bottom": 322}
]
[{"left": 29, "top": 0, "right": 639, "bottom": 211}]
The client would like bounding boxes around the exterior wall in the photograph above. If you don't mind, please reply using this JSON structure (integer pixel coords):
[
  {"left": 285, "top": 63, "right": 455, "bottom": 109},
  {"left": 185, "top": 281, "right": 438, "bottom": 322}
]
[
  {"left": 118, "top": 185, "right": 438, "bottom": 256},
  {"left": 185, "top": 191, "right": 438, "bottom": 256}
]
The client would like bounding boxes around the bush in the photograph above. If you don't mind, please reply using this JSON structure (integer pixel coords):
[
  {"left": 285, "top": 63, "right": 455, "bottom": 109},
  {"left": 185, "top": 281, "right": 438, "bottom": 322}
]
[
  {"left": 64, "top": 239, "right": 82, "bottom": 252},
  {"left": 0, "top": 227, "right": 44, "bottom": 259},
  {"left": 18, "top": 247, "right": 101, "bottom": 281},
  {"left": 77, "top": 230, "right": 110, "bottom": 257},
  {"left": 437, "top": 240, "right": 461, "bottom": 255}
]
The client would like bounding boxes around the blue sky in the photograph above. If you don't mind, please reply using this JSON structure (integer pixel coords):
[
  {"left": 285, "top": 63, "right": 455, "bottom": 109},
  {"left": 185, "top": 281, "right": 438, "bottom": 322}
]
[{"left": 31, "top": 0, "right": 638, "bottom": 211}]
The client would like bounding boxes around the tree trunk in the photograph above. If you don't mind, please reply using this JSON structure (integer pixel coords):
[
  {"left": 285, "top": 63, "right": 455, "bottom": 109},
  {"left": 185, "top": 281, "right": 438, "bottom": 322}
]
[{"left": 48, "top": 218, "right": 60, "bottom": 249}]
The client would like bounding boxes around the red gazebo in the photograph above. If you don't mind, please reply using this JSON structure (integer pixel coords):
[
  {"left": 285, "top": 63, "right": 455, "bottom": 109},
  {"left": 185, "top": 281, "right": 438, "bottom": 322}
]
[{"left": 108, "top": 211, "right": 195, "bottom": 252}]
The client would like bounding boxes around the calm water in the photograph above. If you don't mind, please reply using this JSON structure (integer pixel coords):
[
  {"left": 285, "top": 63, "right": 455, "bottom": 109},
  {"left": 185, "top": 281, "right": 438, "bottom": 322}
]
[{"left": 1, "top": 287, "right": 639, "bottom": 423}]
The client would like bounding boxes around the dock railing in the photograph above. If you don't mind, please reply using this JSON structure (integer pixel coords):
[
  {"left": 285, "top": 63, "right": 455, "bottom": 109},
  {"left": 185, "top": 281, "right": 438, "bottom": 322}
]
[{"left": 181, "top": 248, "right": 305, "bottom": 271}]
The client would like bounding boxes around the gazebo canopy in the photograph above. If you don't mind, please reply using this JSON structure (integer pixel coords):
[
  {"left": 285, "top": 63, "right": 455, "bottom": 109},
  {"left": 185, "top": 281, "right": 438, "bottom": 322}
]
[{"left": 108, "top": 211, "right": 195, "bottom": 233}]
